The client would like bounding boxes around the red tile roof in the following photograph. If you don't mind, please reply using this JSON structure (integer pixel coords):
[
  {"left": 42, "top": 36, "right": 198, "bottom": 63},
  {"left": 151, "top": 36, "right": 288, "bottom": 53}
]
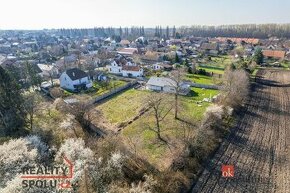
[{"left": 122, "top": 65, "right": 140, "bottom": 71}]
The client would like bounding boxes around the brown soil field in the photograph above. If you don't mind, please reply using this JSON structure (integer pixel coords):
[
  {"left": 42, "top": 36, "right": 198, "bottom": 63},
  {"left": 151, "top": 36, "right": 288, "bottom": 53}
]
[{"left": 192, "top": 69, "right": 290, "bottom": 193}]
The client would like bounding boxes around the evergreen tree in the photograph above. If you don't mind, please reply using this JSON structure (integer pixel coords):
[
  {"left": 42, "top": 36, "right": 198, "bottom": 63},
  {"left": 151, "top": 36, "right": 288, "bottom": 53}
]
[
  {"left": 25, "top": 62, "right": 42, "bottom": 88},
  {"left": 253, "top": 48, "right": 264, "bottom": 65},
  {"left": 155, "top": 26, "right": 159, "bottom": 37},
  {"left": 173, "top": 26, "right": 176, "bottom": 38},
  {"left": 0, "top": 66, "right": 27, "bottom": 136},
  {"left": 175, "top": 53, "right": 180, "bottom": 63},
  {"left": 166, "top": 26, "right": 170, "bottom": 39},
  {"left": 142, "top": 26, "right": 145, "bottom": 36},
  {"left": 139, "top": 26, "right": 142, "bottom": 36}
]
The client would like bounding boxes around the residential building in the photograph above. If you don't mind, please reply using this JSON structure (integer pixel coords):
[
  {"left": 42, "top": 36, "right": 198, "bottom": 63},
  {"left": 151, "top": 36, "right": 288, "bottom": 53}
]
[
  {"left": 262, "top": 50, "right": 286, "bottom": 60},
  {"left": 200, "top": 43, "right": 219, "bottom": 56},
  {"left": 117, "top": 48, "right": 138, "bottom": 56},
  {"left": 60, "top": 68, "right": 92, "bottom": 91},
  {"left": 37, "top": 64, "right": 59, "bottom": 78},
  {"left": 146, "top": 77, "right": 190, "bottom": 95},
  {"left": 122, "top": 66, "right": 143, "bottom": 77},
  {"left": 107, "top": 61, "right": 122, "bottom": 74},
  {"left": 106, "top": 60, "right": 144, "bottom": 77}
]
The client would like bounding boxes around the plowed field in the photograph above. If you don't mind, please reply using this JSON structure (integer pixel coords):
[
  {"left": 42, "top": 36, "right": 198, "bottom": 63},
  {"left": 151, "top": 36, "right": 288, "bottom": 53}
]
[{"left": 192, "top": 70, "right": 290, "bottom": 193}]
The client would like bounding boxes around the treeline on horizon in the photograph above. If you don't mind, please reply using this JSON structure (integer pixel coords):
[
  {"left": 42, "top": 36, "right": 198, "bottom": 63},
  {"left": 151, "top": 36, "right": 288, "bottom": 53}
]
[{"left": 1, "top": 24, "right": 290, "bottom": 39}]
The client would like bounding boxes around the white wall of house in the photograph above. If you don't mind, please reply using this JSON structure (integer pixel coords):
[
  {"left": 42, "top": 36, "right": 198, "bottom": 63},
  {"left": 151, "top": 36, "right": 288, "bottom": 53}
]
[
  {"left": 163, "top": 85, "right": 176, "bottom": 93},
  {"left": 106, "top": 61, "right": 122, "bottom": 74},
  {"left": 126, "top": 61, "right": 136, "bottom": 66},
  {"left": 146, "top": 84, "right": 176, "bottom": 93},
  {"left": 122, "top": 69, "right": 143, "bottom": 77},
  {"left": 146, "top": 84, "right": 162, "bottom": 91},
  {"left": 152, "top": 63, "right": 162, "bottom": 70},
  {"left": 60, "top": 73, "right": 92, "bottom": 91},
  {"left": 60, "top": 73, "right": 75, "bottom": 90}
]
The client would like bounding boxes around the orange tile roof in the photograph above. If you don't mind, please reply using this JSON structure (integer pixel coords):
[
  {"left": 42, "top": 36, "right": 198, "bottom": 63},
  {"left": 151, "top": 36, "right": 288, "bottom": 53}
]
[
  {"left": 262, "top": 50, "right": 286, "bottom": 59},
  {"left": 118, "top": 48, "right": 138, "bottom": 55},
  {"left": 217, "top": 37, "right": 259, "bottom": 44}
]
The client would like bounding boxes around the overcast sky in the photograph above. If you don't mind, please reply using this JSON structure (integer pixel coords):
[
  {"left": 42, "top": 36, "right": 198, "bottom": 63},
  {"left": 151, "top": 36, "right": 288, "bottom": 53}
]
[{"left": 0, "top": 0, "right": 290, "bottom": 29}]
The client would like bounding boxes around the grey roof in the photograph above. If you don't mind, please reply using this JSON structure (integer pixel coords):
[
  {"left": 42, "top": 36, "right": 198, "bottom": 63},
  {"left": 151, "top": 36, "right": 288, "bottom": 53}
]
[
  {"left": 66, "top": 68, "right": 88, "bottom": 81},
  {"left": 147, "top": 77, "right": 176, "bottom": 87}
]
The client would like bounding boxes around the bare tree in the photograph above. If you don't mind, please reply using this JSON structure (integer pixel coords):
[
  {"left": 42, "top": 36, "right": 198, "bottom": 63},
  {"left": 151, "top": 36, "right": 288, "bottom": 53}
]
[
  {"left": 192, "top": 61, "right": 197, "bottom": 74},
  {"left": 145, "top": 93, "right": 173, "bottom": 142},
  {"left": 125, "top": 135, "right": 142, "bottom": 157},
  {"left": 49, "top": 87, "right": 64, "bottom": 98},
  {"left": 180, "top": 119, "right": 197, "bottom": 146},
  {"left": 169, "top": 67, "right": 185, "bottom": 119},
  {"left": 76, "top": 51, "right": 83, "bottom": 70},
  {"left": 68, "top": 101, "right": 95, "bottom": 131},
  {"left": 49, "top": 71, "right": 54, "bottom": 86},
  {"left": 23, "top": 93, "right": 42, "bottom": 131},
  {"left": 221, "top": 68, "right": 249, "bottom": 108}
]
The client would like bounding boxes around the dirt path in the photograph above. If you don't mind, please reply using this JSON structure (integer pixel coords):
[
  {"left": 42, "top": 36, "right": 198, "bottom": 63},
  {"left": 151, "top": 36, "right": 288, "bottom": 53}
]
[{"left": 192, "top": 69, "right": 290, "bottom": 193}]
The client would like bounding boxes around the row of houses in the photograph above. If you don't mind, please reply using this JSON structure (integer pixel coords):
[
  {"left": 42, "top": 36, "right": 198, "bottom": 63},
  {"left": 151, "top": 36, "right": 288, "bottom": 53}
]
[{"left": 57, "top": 67, "right": 190, "bottom": 95}]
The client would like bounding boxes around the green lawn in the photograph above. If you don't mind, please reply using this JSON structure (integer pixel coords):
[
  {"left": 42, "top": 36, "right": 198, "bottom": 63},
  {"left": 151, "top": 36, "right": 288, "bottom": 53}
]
[
  {"left": 207, "top": 55, "right": 233, "bottom": 68},
  {"left": 185, "top": 74, "right": 215, "bottom": 85},
  {"left": 198, "top": 67, "right": 225, "bottom": 74},
  {"left": 251, "top": 68, "right": 259, "bottom": 77},
  {"left": 281, "top": 61, "right": 290, "bottom": 69},
  {"left": 91, "top": 80, "right": 127, "bottom": 97},
  {"left": 96, "top": 86, "right": 219, "bottom": 169},
  {"left": 180, "top": 88, "right": 219, "bottom": 121},
  {"left": 96, "top": 89, "right": 150, "bottom": 125},
  {"left": 122, "top": 88, "right": 219, "bottom": 169}
]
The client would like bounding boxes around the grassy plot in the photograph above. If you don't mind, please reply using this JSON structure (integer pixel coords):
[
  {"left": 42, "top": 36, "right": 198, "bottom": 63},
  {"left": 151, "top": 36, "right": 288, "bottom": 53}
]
[
  {"left": 180, "top": 88, "right": 219, "bottom": 121},
  {"left": 250, "top": 68, "right": 259, "bottom": 80},
  {"left": 92, "top": 80, "right": 127, "bottom": 97},
  {"left": 281, "top": 61, "right": 290, "bottom": 69},
  {"left": 185, "top": 74, "right": 215, "bottom": 85},
  {"left": 96, "top": 89, "right": 150, "bottom": 125},
  {"left": 122, "top": 88, "right": 219, "bottom": 169},
  {"left": 198, "top": 67, "right": 225, "bottom": 74},
  {"left": 208, "top": 55, "right": 232, "bottom": 68}
]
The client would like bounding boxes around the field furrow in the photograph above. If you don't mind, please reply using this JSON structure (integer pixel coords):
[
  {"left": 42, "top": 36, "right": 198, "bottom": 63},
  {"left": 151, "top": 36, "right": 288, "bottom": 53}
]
[{"left": 192, "top": 70, "right": 290, "bottom": 193}]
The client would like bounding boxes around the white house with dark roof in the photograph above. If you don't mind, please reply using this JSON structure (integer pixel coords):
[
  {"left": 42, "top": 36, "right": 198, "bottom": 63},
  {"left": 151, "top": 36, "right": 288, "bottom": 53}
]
[{"left": 60, "top": 68, "right": 92, "bottom": 91}]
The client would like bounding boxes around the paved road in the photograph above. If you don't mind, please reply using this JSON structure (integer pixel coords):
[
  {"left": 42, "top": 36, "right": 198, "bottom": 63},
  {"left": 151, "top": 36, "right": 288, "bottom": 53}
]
[{"left": 192, "top": 70, "right": 290, "bottom": 193}]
